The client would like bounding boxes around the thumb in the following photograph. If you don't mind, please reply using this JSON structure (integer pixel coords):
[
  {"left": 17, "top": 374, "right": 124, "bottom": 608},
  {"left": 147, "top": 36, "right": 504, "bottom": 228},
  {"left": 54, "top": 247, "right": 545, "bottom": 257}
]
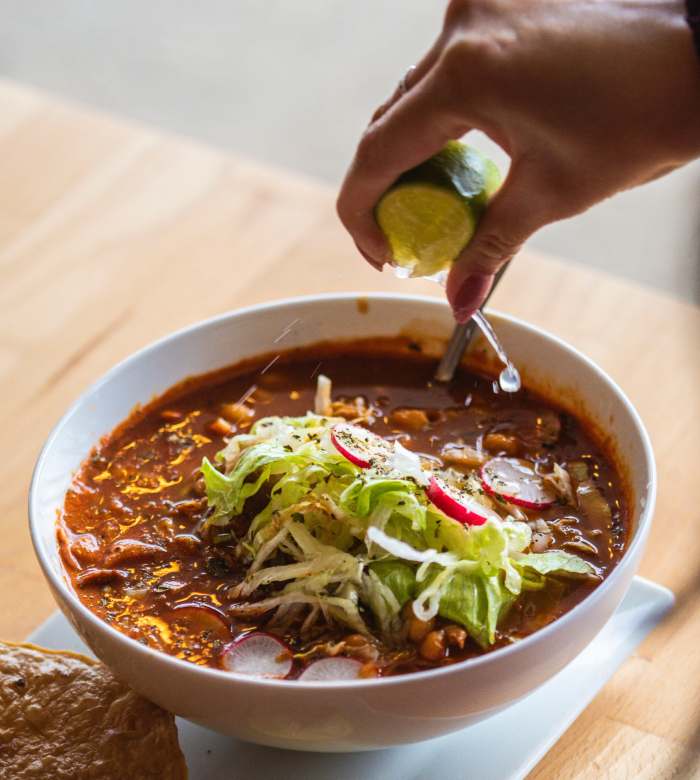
[{"left": 446, "top": 160, "right": 546, "bottom": 323}]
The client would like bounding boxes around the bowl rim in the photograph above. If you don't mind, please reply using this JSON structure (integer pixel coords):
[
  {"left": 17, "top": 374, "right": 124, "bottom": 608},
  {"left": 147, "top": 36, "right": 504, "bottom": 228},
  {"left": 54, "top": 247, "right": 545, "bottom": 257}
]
[{"left": 29, "top": 291, "right": 656, "bottom": 690}]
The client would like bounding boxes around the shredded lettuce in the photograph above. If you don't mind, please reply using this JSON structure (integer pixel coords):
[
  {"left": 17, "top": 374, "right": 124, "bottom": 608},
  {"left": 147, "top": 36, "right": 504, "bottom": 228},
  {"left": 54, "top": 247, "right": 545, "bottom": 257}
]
[
  {"left": 515, "top": 550, "right": 600, "bottom": 577},
  {"left": 201, "top": 412, "right": 598, "bottom": 648},
  {"left": 369, "top": 560, "right": 416, "bottom": 606},
  {"left": 439, "top": 571, "right": 516, "bottom": 648}
]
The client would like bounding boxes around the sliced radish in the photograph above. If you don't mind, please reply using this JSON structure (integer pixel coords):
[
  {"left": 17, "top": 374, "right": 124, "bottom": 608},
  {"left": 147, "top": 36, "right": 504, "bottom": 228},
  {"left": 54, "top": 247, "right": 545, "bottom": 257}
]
[
  {"left": 331, "top": 422, "right": 390, "bottom": 468},
  {"left": 426, "top": 476, "right": 491, "bottom": 526},
  {"left": 220, "top": 632, "right": 293, "bottom": 678},
  {"left": 391, "top": 441, "right": 429, "bottom": 486},
  {"left": 299, "top": 657, "right": 364, "bottom": 682},
  {"left": 481, "top": 457, "right": 556, "bottom": 509},
  {"left": 170, "top": 602, "right": 231, "bottom": 640}
]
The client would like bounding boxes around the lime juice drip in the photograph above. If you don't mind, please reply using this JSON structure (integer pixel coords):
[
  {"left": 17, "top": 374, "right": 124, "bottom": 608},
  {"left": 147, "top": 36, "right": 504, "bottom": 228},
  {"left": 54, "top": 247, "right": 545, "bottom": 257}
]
[
  {"left": 471, "top": 310, "right": 521, "bottom": 393},
  {"left": 387, "top": 263, "right": 521, "bottom": 391},
  {"left": 391, "top": 263, "right": 448, "bottom": 285}
]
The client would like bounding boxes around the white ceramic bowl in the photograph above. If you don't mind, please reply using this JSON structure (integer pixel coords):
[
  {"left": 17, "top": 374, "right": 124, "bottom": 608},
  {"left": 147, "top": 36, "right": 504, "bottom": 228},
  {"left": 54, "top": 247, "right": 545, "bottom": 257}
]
[{"left": 29, "top": 293, "right": 655, "bottom": 751}]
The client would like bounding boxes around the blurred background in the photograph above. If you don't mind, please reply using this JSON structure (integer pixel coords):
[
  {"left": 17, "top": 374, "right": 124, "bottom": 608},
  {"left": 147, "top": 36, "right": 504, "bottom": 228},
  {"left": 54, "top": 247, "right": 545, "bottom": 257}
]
[{"left": 1, "top": 0, "right": 698, "bottom": 301}]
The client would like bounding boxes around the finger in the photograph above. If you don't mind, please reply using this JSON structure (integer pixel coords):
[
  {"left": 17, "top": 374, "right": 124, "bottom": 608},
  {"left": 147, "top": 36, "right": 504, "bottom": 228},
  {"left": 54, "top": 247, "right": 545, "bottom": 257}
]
[
  {"left": 370, "top": 37, "right": 444, "bottom": 125},
  {"left": 355, "top": 241, "right": 385, "bottom": 271},
  {"left": 446, "top": 160, "right": 548, "bottom": 323},
  {"left": 337, "top": 67, "right": 470, "bottom": 267}
]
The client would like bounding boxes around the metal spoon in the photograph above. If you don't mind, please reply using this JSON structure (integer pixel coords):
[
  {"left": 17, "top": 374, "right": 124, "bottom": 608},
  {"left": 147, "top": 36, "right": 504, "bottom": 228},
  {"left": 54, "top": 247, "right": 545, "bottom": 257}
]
[{"left": 434, "top": 264, "right": 510, "bottom": 383}]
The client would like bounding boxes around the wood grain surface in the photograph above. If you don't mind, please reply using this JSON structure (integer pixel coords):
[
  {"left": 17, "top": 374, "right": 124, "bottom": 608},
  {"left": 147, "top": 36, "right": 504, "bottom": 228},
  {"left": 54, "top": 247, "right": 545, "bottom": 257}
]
[{"left": 1, "top": 79, "right": 698, "bottom": 778}]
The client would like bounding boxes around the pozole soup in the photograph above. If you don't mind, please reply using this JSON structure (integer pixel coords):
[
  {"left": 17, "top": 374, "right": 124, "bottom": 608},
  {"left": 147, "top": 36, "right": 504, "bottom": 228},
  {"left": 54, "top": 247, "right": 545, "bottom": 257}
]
[{"left": 59, "top": 339, "right": 628, "bottom": 681}]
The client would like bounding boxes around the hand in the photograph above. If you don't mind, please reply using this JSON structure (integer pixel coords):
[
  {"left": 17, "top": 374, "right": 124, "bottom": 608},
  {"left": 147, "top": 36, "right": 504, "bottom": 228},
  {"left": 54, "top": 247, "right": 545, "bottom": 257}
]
[{"left": 337, "top": 0, "right": 700, "bottom": 322}]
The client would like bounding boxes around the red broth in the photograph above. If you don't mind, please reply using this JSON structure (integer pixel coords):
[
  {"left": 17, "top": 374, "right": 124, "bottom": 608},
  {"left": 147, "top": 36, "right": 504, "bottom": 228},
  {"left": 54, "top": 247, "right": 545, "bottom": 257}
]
[{"left": 59, "top": 339, "right": 629, "bottom": 677}]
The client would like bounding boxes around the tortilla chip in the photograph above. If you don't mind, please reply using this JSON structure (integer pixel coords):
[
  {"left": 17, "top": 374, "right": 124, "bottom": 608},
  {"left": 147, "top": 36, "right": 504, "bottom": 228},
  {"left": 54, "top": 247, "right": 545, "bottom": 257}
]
[{"left": 0, "top": 641, "right": 187, "bottom": 779}]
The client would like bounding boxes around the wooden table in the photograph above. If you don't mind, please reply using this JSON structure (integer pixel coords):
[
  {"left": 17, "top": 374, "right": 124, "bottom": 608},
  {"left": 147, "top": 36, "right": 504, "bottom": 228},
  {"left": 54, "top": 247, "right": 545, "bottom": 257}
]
[{"left": 2, "top": 78, "right": 698, "bottom": 778}]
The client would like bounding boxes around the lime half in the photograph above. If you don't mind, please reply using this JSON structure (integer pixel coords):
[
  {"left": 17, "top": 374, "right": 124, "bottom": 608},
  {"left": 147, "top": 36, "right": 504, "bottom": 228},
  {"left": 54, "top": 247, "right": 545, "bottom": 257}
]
[{"left": 375, "top": 141, "right": 501, "bottom": 279}]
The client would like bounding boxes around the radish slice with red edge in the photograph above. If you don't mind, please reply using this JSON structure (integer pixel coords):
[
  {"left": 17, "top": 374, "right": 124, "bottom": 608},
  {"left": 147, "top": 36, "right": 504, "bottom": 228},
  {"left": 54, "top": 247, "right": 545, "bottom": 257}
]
[
  {"left": 170, "top": 602, "right": 231, "bottom": 640},
  {"left": 220, "top": 632, "right": 293, "bottom": 679},
  {"left": 331, "top": 422, "right": 390, "bottom": 468},
  {"left": 481, "top": 457, "right": 556, "bottom": 509},
  {"left": 426, "top": 476, "right": 491, "bottom": 526},
  {"left": 299, "top": 657, "right": 365, "bottom": 682}
]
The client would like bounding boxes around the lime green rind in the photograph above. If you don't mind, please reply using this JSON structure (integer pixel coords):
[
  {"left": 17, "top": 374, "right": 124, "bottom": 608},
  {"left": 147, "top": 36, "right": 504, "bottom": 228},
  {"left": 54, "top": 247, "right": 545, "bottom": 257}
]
[{"left": 375, "top": 141, "right": 502, "bottom": 279}]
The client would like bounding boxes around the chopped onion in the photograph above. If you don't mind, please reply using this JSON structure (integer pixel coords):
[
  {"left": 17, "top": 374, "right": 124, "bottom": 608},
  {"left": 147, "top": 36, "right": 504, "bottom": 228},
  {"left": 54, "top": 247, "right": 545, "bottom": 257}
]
[
  {"left": 576, "top": 483, "right": 612, "bottom": 531},
  {"left": 391, "top": 441, "right": 429, "bottom": 485},
  {"left": 314, "top": 374, "right": 332, "bottom": 416}
]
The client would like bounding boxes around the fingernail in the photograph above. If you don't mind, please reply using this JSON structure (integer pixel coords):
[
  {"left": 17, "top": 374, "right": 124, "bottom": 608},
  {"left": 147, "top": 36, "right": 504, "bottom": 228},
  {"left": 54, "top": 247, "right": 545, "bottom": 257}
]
[
  {"left": 453, "top": 307, "right": 474, "bottom": 324},
  {"left": 451, "top": 272, "right": 493, "bottom": 323},
  {"left": 356, "top": 244, "right": 386, "bottom": 271}
]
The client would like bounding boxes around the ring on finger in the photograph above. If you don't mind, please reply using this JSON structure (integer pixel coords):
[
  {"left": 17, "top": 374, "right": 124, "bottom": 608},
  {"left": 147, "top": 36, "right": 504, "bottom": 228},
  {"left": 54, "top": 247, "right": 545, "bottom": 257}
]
[{"left": 397, "top": 64, "right": 417, "bottom": 96}]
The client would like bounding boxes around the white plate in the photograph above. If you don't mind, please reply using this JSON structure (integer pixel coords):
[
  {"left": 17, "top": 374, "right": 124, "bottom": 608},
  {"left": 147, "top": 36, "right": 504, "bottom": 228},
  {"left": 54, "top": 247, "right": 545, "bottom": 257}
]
[{"left": 29, "top": 576, "right": 672, "bottom": 779}]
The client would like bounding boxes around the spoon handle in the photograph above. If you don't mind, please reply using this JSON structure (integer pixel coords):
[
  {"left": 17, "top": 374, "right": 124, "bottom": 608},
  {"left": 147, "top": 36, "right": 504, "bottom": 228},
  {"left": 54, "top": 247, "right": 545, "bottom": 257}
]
[{"left": 434, "top": 263, "right": 509, "bottom": 383}]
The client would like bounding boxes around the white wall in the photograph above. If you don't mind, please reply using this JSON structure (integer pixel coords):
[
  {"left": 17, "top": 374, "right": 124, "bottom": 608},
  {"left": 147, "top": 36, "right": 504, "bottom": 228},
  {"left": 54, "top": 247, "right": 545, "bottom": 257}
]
[{"left": 0, "top": 1, "right": 697, "bottom": 300}]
